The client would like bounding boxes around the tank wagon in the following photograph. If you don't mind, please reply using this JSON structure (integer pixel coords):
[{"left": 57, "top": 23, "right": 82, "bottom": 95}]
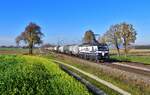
[
  {"left": 48, "top": 43, "right": 109, "bottom": 61},
  {"left": 54, "top": 46, "right": 59, "bottom": 51},
  {"left": 58, "top": 46, "right": 64, "bottom": 53}
]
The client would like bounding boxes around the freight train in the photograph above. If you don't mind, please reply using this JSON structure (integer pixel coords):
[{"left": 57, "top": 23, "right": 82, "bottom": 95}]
[{"left": 46, "top": 43, "right": 109, "bottom": 61}]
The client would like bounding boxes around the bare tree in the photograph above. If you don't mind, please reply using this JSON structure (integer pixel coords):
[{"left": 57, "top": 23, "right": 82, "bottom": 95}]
[
  {"left": 98, "top": 34, "right": 107, "bottom": 44},
  {"left": 120, "top": 22, "right": 137, "bottom": 56},
  {"left": 105, "top": 24, "right": 122, "bottom": 56},
  {"left": 16, "top": 22, "right": 44, "bottom": 54}
]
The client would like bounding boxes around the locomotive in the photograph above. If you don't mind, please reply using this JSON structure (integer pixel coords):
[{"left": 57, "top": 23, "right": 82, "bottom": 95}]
[
  {"left": 47, "top": 43, "right": 109, "bottom": 61},
  {"left": 78, "top": 43, "right": 109, "bottom": 61}
]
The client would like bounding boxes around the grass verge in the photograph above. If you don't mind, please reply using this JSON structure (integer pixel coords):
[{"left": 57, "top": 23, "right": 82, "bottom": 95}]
[{"left": 43, "top": 53, "right": 150, "bottom": 95}]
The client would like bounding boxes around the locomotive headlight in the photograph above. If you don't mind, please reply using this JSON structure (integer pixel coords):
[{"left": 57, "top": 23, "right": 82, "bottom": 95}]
[{"left": 102, "top": 52, "right": 105, "bottom": 56}]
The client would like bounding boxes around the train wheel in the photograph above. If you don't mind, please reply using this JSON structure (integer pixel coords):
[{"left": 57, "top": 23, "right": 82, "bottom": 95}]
[
  {"left": 89, "top": 57, "right": 93, "bottom": 61},
  {"left": 84, "top": 55, "right": 87, "bottom": 59},
  {"left": 94, "top": 59, "right": 99, "bottom": 63}
]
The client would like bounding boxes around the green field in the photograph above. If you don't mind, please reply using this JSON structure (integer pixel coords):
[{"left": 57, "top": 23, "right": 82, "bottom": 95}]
[
  {"left": 0, "top": 48, "right": 28, "bottom": 54},
  {"left": 110, "top": 49, "right": 150, "bottom": 56},
  {"left": 0, "top": 48, "right": 29, "bottom": 51},
  {"left": 0, "top": 55, "right": 90, "bottom": 95},
  {"left": 111, "top": 55, "right": 150, "bottom": 65},
  {"left": 110, "top": 49, "right": 150, "bottom": 64},
  {"left": 0, "top": 48, "right": 40, "bottom": 55}
]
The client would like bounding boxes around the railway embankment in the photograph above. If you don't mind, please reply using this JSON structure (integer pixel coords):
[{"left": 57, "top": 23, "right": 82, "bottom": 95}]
[{"left": 44, "top": 53, "right": 150, "bottom": 95}]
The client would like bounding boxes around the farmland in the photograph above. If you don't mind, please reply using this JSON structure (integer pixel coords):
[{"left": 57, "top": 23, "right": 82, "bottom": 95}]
[
  {"left": 110, "top": 49, "right": 150, "bottom": 56},
  {"left": 0, "top": 48, "right": 150, "bottom": 95},
  {"left": 0, "top": 55, "right": 90, "bottom": 95},
  {"left": 110, "top": 49, "right": 150, "bottom": 65},
  {"left": 0, "top": 48, "right": 40, "bottom": 55},
  {"left": 111, "top": 55, "right": 150, "bottom": 65},
  {"left": 0, "top": 48, "right": 28, "bottom": 54}
]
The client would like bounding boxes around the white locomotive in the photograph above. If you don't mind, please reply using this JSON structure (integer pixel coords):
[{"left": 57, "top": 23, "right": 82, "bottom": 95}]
[{"left": 78, "top": 43, "right": 109, "bottom": 61}]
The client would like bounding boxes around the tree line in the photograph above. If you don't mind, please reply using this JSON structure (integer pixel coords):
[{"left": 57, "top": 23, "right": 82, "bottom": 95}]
[
  {"left": 83, "top": 22, "right": 137, "bottom": 56},
  {"left": 16, "top": 22, "right": 137, "bottom": 55}
]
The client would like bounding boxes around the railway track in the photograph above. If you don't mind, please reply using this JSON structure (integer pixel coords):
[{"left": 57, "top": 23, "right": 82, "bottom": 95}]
[
  {"left": 53, "top": 53, "right": 150, "bottom": 77},
  {"left": 42, "top": 49, "right": 150, "bottom": 77},
  {"left": 105, "top": 62, "right": 150, "bottom": 77}
]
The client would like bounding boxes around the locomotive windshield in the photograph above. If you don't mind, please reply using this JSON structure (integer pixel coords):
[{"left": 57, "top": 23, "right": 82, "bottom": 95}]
[{"left": 98, "top": 45, "right": 108, "bottom": 51}]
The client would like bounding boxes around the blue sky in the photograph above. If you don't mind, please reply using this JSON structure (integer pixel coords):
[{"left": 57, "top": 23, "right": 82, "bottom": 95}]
[{"left": 0, "top": 0, "right": 150, "bottom": 46}]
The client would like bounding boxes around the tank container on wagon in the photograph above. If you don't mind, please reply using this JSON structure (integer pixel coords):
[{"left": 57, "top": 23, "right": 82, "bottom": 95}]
[
  {"left": 58, "top": 46, "right": 64, "bottom": 53},
  {"left": 68, "top": 45, "right": 74, "bottom": 54},
  {"left": 72, "top": 45, "right": 79, "bottom": 55},
  {"left": 63, "top": 45, "right": 70, "bottom": 54}
]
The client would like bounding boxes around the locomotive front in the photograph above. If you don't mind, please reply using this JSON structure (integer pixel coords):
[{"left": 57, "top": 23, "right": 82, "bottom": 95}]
[{"left": 96, "top": 44, "right": 109, "bottom": 60}]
